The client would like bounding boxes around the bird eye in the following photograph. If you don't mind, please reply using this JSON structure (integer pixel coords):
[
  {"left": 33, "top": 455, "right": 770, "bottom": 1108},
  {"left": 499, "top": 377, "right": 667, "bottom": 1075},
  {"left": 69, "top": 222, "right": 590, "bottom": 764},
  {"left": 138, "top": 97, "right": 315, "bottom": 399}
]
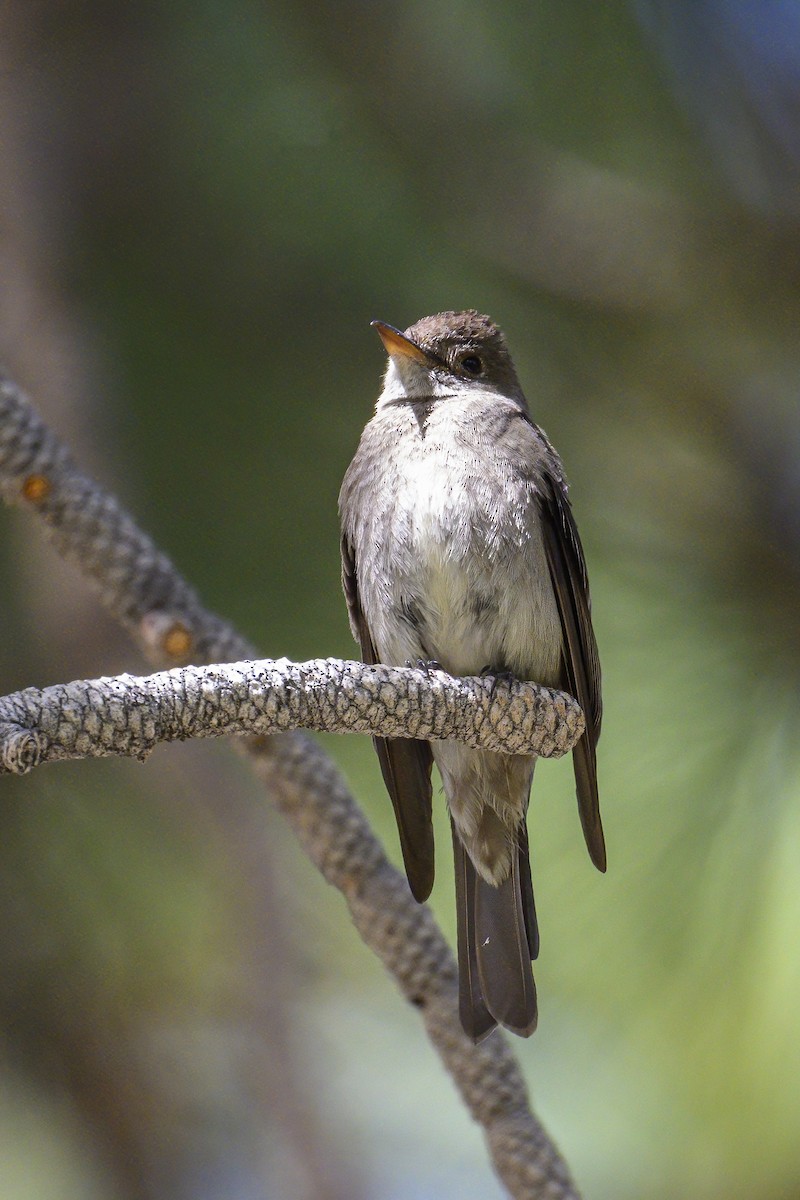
[{"left": 459, "top": 355, "right": 483, "bottom": 376}]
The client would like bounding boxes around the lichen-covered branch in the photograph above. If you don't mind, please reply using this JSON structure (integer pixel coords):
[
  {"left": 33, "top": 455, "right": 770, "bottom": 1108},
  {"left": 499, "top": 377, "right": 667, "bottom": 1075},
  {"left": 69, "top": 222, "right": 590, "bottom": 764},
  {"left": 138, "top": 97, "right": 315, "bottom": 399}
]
[
  {"left": 0, "top": 656, "right": 584, "bottom": 776},
  {"left": 0, "top": 375, "right": 246, "bottom": 665},
  {"left": 0, "top": 370, "right": 582, "bottom": 1199}
]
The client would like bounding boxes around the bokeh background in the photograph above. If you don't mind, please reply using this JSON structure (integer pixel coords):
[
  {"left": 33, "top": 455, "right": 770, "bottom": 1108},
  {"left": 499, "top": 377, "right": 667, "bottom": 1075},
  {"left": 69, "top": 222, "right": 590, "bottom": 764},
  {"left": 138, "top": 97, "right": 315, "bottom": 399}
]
[{"left": 2, "top": 3, "right": 800, "bottom": 1197}]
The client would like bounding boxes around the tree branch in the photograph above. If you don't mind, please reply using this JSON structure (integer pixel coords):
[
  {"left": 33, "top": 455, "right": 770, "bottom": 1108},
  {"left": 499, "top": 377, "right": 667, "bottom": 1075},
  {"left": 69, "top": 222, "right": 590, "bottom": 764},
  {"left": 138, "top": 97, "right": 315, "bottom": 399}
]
[
  {"left": 0, "top": 656, "right": 584, "bottom": 775},
  {"left": 0, "top": 371, "right": 583, "bottom": 1199}
]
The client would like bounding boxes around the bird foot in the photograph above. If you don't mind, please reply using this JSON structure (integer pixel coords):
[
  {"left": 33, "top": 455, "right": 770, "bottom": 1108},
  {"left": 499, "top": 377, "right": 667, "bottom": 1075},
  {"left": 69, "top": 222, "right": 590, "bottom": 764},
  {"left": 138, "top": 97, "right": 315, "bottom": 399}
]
[
  {"left": 408, "top": 658, "right": 443, "bottom": 677},
  {"left": 480, "top": 666, "right": 518, "bottom": 700}
]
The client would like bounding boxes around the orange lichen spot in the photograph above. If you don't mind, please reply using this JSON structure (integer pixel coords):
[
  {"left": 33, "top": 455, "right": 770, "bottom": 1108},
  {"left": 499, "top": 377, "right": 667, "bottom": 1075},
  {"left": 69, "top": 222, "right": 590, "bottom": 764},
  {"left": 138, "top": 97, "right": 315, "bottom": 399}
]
[
  {"left": 162, "top": 621, "right": 194, "bottom": 659},
  {"left": 21, "top": 473, "right": 51, "bottom": 503}
]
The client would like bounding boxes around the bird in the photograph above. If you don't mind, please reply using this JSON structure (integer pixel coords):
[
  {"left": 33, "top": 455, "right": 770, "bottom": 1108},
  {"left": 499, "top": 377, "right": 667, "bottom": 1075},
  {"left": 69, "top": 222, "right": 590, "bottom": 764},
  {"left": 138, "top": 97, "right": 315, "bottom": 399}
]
[{"left": 338, "top": 310, "right": 604, "bottom": 1040}]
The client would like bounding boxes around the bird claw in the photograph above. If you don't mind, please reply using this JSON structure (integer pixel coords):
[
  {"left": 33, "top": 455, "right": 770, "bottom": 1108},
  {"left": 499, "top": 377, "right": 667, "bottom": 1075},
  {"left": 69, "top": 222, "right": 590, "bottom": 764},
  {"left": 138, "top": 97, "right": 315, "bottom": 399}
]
[
  {"left": 480, "top": 666, "right": 517, "bottom": 700},
  {"left": 409, "top": 658, "right": 443, "bottom": 677}
]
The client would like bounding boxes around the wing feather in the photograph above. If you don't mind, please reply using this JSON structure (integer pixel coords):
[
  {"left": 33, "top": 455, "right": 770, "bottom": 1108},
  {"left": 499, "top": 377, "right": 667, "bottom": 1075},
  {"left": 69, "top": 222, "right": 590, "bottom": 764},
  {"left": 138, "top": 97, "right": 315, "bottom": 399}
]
[
  {"left": 539, "top": 476, "right": 606, "bottom": 871},
  {"left": 341, "top": 535, "right": 435, "bottom": 901}
]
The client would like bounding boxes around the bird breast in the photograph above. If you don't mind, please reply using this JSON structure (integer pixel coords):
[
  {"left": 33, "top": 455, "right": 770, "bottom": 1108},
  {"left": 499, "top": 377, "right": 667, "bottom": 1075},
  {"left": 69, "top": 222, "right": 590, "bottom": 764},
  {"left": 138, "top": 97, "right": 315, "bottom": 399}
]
[{"left": 355, "top": 402, "right": 563, "bottom": 685}]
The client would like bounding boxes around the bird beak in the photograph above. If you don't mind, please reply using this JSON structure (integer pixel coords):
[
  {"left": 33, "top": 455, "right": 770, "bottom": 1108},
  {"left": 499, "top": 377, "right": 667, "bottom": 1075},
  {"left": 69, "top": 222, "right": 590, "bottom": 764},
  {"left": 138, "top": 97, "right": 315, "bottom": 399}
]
[{"left": 371, "top": 320, "right": 438, "bottom": 366}]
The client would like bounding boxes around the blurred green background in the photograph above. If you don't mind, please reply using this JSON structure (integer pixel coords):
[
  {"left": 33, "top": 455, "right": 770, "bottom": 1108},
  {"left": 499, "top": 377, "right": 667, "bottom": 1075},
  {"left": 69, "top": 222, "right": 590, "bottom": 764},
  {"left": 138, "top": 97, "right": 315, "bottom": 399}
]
[{"left": 2, "top": 2, "right": 800, "bottom": 1197}]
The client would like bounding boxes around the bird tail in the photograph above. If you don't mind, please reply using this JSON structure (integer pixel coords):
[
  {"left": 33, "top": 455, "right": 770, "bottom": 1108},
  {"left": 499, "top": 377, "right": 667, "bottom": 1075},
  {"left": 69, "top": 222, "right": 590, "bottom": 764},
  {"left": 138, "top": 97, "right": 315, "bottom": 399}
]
[{"left": 451, "top": 820, "right": 538, "bottom": 1041}]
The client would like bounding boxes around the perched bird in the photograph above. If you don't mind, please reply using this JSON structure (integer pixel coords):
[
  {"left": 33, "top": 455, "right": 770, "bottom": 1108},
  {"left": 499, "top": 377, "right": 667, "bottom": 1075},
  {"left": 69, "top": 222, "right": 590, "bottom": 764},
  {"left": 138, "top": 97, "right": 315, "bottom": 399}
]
[{"left": 339, "top": 310, "right": 604, "bottom": 1040}]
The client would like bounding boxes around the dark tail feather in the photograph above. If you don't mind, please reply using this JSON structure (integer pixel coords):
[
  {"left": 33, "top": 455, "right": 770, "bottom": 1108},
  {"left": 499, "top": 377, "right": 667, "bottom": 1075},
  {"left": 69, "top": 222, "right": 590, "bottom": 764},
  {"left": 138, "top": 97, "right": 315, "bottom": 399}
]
[
  {"left": 452, "top": 824, "right": 496, "bottom": 1042},
  {"left": 452, "top": 821, "right": 538, "bottom": 1041},
  {"left": 475, "top": 853, "right": 538, "bottom": 1037}
]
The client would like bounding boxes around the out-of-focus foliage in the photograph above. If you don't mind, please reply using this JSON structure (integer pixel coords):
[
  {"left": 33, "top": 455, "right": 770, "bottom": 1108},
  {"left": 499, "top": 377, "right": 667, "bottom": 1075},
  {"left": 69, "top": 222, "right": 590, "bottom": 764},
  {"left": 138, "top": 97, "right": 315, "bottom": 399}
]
[{"left": 1, "top": 2, "right": 800, "bottom": 1197}]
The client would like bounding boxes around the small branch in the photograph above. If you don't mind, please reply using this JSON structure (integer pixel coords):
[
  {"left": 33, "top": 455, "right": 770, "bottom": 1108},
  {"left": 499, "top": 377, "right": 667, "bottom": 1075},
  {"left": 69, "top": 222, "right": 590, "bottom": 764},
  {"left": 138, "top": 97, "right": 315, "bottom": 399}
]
[
  {"left": 0, "top": 370, "right": 583, "bottom": 1199},
  {"left": 0, "top": 373, "right": 248, "bottom": 665},
  {"left": 0, "top": 657, "right": 584, "bottom": 776}
]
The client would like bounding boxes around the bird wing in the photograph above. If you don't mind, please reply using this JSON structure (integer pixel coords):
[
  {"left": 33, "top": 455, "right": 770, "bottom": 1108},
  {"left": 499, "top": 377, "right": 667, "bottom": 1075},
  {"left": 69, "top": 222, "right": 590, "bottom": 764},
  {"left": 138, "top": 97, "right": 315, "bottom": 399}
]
[
  {"left": 539, "top": 471, "right": 606, "bottom": 872},
  {"left": 341, "top": 534, "right": 435, "bottom": 901}
]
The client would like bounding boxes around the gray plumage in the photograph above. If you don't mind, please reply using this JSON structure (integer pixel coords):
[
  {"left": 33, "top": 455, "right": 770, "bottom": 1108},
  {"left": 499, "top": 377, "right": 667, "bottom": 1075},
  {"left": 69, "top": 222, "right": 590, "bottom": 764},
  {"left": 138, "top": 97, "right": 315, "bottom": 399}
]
[{"left": 339, "top": 310, "right": 604, "bottom": 1040}]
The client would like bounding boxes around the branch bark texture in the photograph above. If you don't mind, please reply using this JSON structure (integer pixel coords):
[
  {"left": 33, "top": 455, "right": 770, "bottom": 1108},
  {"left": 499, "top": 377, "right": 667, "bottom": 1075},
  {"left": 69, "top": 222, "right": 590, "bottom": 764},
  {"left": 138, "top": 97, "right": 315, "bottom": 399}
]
[
  {"left": 0, "top": 656, "right": 584, "bottom": 776},
  {"left": 0, "top": 371, "right": 583, "bottom": 1199}
]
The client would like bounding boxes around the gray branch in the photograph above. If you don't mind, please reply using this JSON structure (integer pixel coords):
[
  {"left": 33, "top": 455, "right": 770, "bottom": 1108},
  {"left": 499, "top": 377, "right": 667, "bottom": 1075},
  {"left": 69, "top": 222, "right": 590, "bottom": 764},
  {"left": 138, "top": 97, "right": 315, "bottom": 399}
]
[
  {"left": 0, "top": 656, "right": 584, "bottom": 776},
  {"left": 0, "top": 370, "right": 582, "bottom": 1199}
]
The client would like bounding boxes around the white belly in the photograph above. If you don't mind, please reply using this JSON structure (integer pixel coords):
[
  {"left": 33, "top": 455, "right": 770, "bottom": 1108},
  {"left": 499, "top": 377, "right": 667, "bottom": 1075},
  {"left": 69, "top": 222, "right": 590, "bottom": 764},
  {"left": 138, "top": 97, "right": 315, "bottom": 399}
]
[{"left": 367, "top": 450, "right": 563, "bottom": 686}]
